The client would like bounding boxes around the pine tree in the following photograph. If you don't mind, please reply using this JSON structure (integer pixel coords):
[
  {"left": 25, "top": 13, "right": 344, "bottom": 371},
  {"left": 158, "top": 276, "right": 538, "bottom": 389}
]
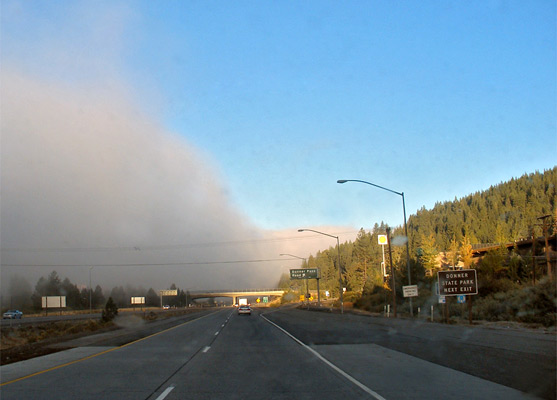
[{"left": 101, "top": 297, "right": 118, "bottom": 322}]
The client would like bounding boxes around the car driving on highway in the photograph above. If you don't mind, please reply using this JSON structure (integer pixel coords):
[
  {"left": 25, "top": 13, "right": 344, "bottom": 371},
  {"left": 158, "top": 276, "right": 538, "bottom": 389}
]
[
  {"left": 237, "top": 305, "right": 251, "bottom": 315},
  {"left": 3, "top": 310, "right": 23, "bottom": 319}
]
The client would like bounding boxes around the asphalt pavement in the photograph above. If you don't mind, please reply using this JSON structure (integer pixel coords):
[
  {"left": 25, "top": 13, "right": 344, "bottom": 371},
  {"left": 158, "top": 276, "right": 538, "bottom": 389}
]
[{"left": 1, "top": 306, "right": 553, "bottom": 399}]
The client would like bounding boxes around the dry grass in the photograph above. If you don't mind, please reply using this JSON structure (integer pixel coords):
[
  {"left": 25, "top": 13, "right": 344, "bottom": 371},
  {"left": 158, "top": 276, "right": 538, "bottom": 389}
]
[{"left": 1, "top": 319, "right": 109, "bottom": 351}]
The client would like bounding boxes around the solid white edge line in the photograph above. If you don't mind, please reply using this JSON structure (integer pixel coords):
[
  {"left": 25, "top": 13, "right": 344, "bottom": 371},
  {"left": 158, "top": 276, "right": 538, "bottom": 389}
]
[
  {"left": 155, "top": 385, "right": 175, "bottom": 400},
  {"left": 260, "top": 314, "right": 387, "bottom": 400}
]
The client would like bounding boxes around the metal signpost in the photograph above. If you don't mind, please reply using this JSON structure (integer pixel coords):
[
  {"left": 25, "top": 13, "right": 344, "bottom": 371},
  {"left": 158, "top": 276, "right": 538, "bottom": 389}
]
[
  {"left": 131, "top": 296, "right": 145, "bottom": 310},
  {"left": 437, "top": 269, "right": 478, "bottom": 324},
  {"left": 378, "top": 235, "right": 388, "bottom": 278},
  {"left": 290, "top": 268, "right": 320, "bottom": 307},
  {"left": 42, "top": 296, "right": 67, "bottom": 316},
  {"left": 159, "top": 289, "right": 178, "bottom": 308}
]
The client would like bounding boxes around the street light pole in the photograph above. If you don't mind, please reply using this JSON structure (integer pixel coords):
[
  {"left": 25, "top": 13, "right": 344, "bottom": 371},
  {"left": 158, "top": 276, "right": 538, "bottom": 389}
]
[
  {"left": 337, "top": 179, "right": 414, "bottom": 317},
  {"left": 298, "top": 229, "right": 343, "bottom": 313},
  {"left": 89, "top": 266, "right": 94, "bottom": 314}
]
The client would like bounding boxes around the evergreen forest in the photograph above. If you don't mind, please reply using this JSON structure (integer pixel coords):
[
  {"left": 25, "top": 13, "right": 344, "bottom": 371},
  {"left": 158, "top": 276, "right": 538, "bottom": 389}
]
[{"left": 279, "top": 167, "right": 556, "bottom": 325}]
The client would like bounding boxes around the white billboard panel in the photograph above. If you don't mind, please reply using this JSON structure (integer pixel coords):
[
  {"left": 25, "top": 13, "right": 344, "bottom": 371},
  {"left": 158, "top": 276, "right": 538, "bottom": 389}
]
[
  {"left": 131, "top": 297, "right": 145, "bottom": 304},
  {"left": 42, "top": 296, "right": 67, "bottom": 308}
]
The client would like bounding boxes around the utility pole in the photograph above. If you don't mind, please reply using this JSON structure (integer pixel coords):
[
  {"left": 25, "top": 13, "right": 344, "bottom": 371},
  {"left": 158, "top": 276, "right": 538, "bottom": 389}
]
[
  {"left": 537, "top": 215, "right": 553, "bottom": 280},
  {"left": 531, "top": 227, "right": 537, "bottom": 284}
]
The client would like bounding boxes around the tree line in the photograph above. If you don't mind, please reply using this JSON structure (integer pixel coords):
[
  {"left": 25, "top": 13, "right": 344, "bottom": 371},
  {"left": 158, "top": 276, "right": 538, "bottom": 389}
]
[
  {"left": 4, "top": 271, "right": 192, "bottom": 312},
  {"left": 279, "top": 168, "right": 556, "bottom": 322}
]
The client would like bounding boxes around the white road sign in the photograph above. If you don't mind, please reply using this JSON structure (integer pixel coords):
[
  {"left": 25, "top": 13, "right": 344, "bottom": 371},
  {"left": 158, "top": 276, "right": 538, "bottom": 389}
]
[{"left": 402, "top": 285, "right": 418, "bottom": 298}]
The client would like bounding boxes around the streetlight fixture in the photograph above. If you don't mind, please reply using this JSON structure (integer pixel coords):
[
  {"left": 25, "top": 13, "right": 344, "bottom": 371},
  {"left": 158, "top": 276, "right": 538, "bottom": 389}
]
[
  {"left": 297, "top": 229, "right": 343, "bottom": 313},
  {"left": 337, "top": 179, "right": 414, "bottom": 317}
]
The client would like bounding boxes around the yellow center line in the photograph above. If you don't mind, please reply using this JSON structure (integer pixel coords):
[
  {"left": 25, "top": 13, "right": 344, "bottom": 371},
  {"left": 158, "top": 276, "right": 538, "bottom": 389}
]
[{"left": 1, "top": 310, "right": 219, "bottom": 387}]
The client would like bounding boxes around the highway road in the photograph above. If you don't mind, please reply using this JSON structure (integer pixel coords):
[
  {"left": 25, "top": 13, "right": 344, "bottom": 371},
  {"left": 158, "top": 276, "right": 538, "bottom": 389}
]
[{"left": 1, "top": 306, "right": 554, "bottom": 399}]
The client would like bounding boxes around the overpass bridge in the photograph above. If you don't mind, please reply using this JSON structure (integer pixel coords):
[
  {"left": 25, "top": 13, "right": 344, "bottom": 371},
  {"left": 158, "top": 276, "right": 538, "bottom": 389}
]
[{"left": 188, "top": 289, "right": 285, "bottom": 305}]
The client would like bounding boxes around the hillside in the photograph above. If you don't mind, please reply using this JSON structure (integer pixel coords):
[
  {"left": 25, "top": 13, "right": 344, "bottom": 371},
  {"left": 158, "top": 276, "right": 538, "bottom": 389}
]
[{"left": 407, "top": 167, "right": 556, "bottom": 250}]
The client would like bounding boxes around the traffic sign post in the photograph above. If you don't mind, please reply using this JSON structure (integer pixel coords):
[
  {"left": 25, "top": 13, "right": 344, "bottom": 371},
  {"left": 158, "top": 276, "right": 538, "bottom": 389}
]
[
  {"left": 159, "top": 289, "right": 178, "bottom": 309},
  {"left": 290, "top": 268, "right": 320, "bottom": 306},
  {"left": 131, "top": 296, "right": 145, "bottom": 311},
  {"left": 290, "top": 268, "right": 319, "bottom": 279},
  {"left": 403, "top": 285, "right": 418, "bottom": 298},
  {"left": 437, "top": 269, "right": 478, "bottom": 296},
  {"left": 437, "top": 269, "right": 478, "bottom": 324}
]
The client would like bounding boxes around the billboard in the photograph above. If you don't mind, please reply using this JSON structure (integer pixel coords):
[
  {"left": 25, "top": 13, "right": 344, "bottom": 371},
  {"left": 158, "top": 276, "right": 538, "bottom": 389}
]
[
  {"left": 131, "top": 297, "right": 145, "bottom": 305},
  {"left": 42, "top": 296, "right": 67, "bottom": 308}
]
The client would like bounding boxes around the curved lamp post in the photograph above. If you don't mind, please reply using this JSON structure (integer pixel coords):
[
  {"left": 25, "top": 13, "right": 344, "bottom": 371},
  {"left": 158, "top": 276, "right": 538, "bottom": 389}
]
[
  {"left": 337, "top": 179, "right": 413, "bottom": 317},
  {"left": 297, "top": 229, "right": 343, "bottom": 313}
]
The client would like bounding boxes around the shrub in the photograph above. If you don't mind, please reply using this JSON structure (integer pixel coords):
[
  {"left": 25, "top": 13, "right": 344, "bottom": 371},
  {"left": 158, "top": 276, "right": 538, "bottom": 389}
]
[
  {"left": 473, "top": 279, "right": 556, "bottom": 326},
  {"left": 354, "top": 285, "right": 391, "bottom": 313}
]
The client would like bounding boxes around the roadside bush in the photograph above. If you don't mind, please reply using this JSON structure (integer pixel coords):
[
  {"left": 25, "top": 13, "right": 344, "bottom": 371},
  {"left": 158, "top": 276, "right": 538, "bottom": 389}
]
[
  {"left": 143, "top": 311, "right": 158, "bottom": 321},
  {"left": 280, "top": 291, "right": 297, "bottom": 304},
  {"left": 354, "top": 285, "right": 390, "bottom": 313},
  {"left": 343, "top": 291, "right": 360, "bottom": 303},
  {"left": 473, "top": 279, "right": 556, "bottom": 326}
]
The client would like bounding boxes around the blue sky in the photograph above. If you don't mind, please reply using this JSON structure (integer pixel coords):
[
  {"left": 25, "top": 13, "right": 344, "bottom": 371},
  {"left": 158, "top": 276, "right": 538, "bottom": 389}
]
[{"left": 3, "top": 0, "right": 556, "bottom": 232}]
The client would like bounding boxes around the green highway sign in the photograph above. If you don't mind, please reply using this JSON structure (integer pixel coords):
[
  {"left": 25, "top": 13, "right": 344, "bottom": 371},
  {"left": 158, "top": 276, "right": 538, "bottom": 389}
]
[{"left": 290, "top": 268, "right": 319, "bottom": 279}]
